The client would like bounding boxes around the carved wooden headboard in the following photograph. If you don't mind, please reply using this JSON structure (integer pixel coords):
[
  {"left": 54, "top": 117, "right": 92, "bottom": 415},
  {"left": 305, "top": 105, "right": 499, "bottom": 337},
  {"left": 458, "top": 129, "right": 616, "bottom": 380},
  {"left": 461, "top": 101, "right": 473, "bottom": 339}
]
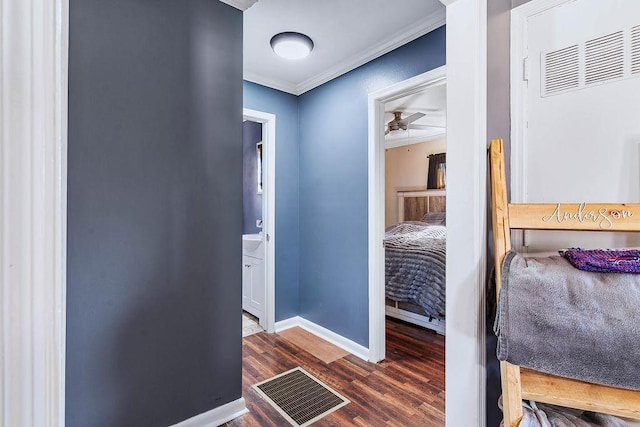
[{"left": 398, "top": 189, "right": 446, "bottom": 222}]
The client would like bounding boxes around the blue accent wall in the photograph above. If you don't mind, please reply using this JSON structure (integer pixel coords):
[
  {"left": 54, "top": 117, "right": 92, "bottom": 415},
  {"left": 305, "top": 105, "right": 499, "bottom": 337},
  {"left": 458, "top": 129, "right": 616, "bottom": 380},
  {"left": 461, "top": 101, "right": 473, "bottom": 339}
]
[
  {"left": 243, "top": 82, "right": 299, "bottom": 321},
  {"left": 243, "top": 121, "right": 263, "bottom": 234},
  {"left": 297, "top": 27, "right": 446, "bottom": 346},
  {"left": 67, "top": 0, "right": 242, "bottom": 424}
]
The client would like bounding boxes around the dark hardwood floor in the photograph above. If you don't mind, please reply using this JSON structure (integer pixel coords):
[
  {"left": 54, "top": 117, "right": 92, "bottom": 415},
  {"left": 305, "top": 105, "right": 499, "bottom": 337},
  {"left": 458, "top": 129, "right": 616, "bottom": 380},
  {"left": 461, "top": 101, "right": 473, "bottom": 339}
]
[{"left": 225, "top": 318, "right": 445, "bottom": 426}]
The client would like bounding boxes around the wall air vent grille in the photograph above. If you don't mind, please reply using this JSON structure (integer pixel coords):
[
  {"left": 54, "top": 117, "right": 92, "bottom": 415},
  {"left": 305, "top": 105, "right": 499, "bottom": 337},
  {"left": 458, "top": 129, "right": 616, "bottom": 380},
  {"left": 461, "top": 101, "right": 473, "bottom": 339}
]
[
  {"left": 632, "top": 25, "right": 640, "bottom": 75},
  {"left": 585, "top": 31, "right": 624, "bottom": 84},
  {"left": 543, "top": 45, "right": 580, "bottom": 94},
  {"left": 541, "top": 26, "right": 640, "bottom": 97}
]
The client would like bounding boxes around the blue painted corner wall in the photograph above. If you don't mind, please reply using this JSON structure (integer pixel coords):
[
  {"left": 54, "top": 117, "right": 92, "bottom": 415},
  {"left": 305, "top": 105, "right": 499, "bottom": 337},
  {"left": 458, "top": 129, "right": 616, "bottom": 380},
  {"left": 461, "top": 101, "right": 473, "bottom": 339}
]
[
  {"left": 243, "top": 82, "right": 300, "bottom": 321},
  {"left": 244, "top": 26, "right": 445, "bottom": 346}
]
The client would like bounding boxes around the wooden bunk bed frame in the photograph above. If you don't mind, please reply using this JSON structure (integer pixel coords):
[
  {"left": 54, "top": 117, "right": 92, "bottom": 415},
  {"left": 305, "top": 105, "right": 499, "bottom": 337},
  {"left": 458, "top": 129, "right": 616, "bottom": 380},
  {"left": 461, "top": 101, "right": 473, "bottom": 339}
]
[
  {"left": 385, "top": 189, "right": 446, "bottom": 335},
  {"left": 489, "top": 139, "right": 640, "bottom": 426}
]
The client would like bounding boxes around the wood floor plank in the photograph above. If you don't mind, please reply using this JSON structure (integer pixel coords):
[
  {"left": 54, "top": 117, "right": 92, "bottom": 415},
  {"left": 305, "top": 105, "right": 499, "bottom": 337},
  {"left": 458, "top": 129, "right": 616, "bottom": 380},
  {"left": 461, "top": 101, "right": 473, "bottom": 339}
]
[
  {"left": 226, "top": 318, "right": 445, "bottom": 427},
  {"left": 278, "top": 327, "right": 350, "bottom": 364}
]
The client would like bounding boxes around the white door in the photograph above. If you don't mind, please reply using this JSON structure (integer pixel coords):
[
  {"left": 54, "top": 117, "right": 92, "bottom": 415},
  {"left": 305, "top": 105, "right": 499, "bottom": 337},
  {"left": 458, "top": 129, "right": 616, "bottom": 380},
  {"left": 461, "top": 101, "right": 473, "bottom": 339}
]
[{"left": 512, "top": 0, "right": 640, "bottom": 252}]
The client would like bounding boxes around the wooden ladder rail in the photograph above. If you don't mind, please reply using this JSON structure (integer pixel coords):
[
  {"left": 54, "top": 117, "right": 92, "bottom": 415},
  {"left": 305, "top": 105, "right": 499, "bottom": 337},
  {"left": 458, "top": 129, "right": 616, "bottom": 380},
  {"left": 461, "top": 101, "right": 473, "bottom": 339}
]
[{"left": 489, "top": 138, "right": 640, "bottom": 426}]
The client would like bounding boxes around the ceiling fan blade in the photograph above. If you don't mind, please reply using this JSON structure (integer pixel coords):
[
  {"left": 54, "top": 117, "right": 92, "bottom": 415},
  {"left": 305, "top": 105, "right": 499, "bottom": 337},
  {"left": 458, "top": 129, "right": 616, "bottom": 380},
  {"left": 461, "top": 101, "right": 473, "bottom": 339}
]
[{"left": 399, "top": 112, "right": 425, "bottom": 125}]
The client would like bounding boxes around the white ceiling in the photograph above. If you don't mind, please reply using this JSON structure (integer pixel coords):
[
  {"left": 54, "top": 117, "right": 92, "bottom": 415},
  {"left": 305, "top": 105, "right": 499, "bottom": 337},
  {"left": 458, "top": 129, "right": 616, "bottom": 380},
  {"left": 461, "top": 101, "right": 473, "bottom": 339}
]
[{"left": 242, "top": 0, "right": 446, "bottom": 95}]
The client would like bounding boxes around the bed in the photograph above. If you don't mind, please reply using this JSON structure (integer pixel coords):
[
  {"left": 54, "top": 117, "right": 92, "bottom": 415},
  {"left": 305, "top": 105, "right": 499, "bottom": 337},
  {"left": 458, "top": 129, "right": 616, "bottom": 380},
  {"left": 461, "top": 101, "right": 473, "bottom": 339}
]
[
  {"left": 384, "top": 189, "right": 446, "bottom": 335},
  {"left": 490, "top": 138, "right": 640, "bottom": 426}
]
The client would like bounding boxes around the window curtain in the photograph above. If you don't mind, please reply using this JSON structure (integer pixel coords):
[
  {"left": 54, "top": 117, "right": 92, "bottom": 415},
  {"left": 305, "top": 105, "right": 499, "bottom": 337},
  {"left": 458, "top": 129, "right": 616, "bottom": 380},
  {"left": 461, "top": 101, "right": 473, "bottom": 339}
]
[{"left": 427, "top": 153, "right": 446, "bottom": 189}]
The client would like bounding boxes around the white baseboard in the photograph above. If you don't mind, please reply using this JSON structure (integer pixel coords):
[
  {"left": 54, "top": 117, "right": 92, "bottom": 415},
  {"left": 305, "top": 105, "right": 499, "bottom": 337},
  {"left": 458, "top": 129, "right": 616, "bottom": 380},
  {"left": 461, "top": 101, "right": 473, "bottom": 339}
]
[
  {"left": 274, "top": 316, "right": 301, "bottom": 332},
  {"left": 274, "top": 316, "right": 370, "bottom": 362},
  {"left": 385, "top": 305, "right": 446, "bottom": 335},
  {"left": 170, "top": 397, "right": 248, "bottom": 427}
]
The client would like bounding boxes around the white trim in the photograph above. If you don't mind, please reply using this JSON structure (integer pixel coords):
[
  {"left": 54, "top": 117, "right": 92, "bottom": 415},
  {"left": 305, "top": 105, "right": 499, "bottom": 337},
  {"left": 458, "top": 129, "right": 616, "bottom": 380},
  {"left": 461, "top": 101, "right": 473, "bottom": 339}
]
[
  {"left": 243, "top": 109, "right": 276, "bottom": 334},
  {"left": 218, "top": 0, "right": 258, "bottom": 12},
  {"left": 244, "top": 10, "right": 446, "bottom": 96},
  {"left": 274, "top": 316, "right": 370, "bottom": 362},
  {"left": 367, "top": 66, "right": 447, "bottom": 364},
  {"left": 1, "top": 0, "right": 68, "bottom": 425},
  {"left": 274, "top": 317, "right": 300, "bottom": 332},
  {"left": 170, "top": 398, "right": 249, "bottom": 427},
  {"left": 385, "top": 305, "right": 446, "bottom": 335},
  {"left": 243, "top": 72, "right": 298, "bottom": 96},
  {"left": 510, "top": 0, "right": 530, "bottom": 207},
  {"left": 443, "top": 0, "right": 486, "bottom": 426}
]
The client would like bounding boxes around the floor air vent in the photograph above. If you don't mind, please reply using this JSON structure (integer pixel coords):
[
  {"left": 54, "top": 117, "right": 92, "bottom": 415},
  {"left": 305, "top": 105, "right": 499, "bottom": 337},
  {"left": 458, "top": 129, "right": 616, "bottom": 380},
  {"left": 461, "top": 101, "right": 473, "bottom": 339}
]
[{"left": 253, "top": 367, "right": 350, "bottom": 426}]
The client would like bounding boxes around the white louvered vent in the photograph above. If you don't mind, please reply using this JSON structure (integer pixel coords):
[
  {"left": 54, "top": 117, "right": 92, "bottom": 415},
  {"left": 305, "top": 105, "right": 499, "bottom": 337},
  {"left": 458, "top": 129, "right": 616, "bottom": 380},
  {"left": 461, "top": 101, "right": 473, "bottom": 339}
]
[
  {"left": 541, "top": 26, "right": 640, "bottom": 97},
  {"left": 585, "top": 31, "right": 624, "bottom": 84},
  {"left": 632, "top": 25, "right": 640, "bottom": 75},
  {"left": 543, "top": 45, "right": 580, "bottom": 94}
]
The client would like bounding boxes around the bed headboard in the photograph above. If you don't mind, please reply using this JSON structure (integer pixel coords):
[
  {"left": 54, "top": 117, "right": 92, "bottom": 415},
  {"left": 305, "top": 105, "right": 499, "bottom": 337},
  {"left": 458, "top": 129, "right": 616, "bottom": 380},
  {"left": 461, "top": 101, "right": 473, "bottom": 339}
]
[{"left": 397, "top": 189, "right": 446, "bottom": 222}]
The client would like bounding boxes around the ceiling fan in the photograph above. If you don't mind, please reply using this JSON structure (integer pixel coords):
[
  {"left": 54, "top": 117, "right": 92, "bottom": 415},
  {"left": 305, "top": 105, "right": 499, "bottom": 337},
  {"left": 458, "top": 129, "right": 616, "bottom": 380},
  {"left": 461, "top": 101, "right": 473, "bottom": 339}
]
[
  {"left": 385, "top": 111, "right": 425, "bottom": 135},
  {"left": 385, "top": 110, "right": 446, "bottom": 135}
]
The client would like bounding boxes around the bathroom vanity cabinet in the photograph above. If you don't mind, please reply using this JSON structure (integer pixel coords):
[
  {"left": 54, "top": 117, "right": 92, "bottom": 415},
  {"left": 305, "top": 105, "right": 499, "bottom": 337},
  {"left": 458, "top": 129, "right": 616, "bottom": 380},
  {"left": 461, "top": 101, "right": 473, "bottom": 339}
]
[{"left": 242, "top": 235, "right": 265, "bottom": 324}]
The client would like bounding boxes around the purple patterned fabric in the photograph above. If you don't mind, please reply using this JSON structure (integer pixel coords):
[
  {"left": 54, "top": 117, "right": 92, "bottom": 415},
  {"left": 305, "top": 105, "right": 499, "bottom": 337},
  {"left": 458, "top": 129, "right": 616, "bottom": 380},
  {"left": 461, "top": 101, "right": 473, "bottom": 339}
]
[{"left": 561, "top": 248, "right": 640, "bottom": 273}]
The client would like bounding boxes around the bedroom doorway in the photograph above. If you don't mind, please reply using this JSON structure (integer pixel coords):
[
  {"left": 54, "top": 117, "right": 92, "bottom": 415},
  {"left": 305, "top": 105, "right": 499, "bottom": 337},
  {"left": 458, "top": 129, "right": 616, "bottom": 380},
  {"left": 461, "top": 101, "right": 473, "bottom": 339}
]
[{"left": 367, "top": 66, "right": 447, "bottom": 361}]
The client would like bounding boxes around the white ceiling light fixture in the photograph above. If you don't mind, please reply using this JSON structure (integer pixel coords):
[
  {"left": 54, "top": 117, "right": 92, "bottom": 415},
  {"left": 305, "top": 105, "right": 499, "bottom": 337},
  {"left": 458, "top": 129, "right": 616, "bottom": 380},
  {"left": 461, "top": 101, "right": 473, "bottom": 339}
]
[{"left": 270, "top": 32, "right": 314, "bottom": 60}]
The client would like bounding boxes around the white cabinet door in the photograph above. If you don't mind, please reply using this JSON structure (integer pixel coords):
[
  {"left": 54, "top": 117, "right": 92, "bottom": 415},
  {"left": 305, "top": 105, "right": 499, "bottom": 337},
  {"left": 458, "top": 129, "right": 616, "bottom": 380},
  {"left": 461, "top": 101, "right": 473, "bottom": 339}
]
[
  {"left": 242, "top": 255, "right": 265, "bottom": 323},
  {"left": 248, "top": 256, "right": 264, "bottom": 319}
]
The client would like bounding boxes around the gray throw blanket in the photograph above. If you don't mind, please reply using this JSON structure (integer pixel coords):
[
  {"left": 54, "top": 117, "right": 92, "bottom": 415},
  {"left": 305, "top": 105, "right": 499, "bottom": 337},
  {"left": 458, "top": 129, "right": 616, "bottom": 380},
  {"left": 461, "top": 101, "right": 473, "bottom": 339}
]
[
  {"left": 384, "top": 223, "right": 446, "bottom": 319},
  {"left": 495, "top": 250, "right": 640, "bottom": 391}
]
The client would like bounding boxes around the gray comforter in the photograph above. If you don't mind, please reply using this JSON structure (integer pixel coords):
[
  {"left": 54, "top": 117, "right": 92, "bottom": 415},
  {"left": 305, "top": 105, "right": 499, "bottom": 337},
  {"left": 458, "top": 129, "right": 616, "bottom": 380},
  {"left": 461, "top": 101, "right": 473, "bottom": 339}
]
[
  {"left": 495, "top": 250, "right": 640, "bottom": 391},
  {"left": 384, "top": 223, "right": 446, "bottom": 319}
]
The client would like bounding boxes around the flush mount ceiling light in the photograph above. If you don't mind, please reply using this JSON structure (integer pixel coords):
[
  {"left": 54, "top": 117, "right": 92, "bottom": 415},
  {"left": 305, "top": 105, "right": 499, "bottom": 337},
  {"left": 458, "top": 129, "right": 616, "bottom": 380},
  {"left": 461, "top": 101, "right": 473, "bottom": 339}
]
[{"left": 270, "top": 32, "right": 314, "bottom": 60}]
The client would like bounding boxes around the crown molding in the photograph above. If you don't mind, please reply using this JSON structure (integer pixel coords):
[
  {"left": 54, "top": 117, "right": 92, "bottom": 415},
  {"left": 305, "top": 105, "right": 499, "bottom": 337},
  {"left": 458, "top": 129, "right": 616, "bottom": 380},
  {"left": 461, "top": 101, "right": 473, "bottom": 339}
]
[
  {"left": 243, "top": 71, "right": 299, "bottom": 95},
  {"left": 218, "top": 0, "right": 258, "bottom": 12},
  {"left": 296, "top": 9, "right": 445, "bottom": 94},
  {"left": 245, "top": 8, "right": 445, "bottom": 96}
]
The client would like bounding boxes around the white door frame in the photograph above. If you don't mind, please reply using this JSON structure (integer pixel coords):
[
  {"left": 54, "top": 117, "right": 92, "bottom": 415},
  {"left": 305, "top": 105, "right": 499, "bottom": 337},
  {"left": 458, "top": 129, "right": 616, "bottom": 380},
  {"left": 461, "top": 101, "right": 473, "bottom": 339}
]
[
  {"left": 368, "top": 0, "right": 487, "bottom": 425},
  {"left": 1, "top": 0, "right": 69, "bottom": 425},
  {"left": 243, "top": 109, "right": 276, "bottom": 334},
  {"left": 367, "top": 66, "right": 447, "bottom": 362}
]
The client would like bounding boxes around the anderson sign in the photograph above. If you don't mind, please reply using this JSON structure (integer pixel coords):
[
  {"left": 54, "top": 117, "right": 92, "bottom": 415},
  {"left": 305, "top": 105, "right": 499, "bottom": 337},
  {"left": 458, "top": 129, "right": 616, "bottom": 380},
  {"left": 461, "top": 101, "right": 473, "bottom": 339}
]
[{"left": 541, "top": 203, "right": 633, "bottom": 229}]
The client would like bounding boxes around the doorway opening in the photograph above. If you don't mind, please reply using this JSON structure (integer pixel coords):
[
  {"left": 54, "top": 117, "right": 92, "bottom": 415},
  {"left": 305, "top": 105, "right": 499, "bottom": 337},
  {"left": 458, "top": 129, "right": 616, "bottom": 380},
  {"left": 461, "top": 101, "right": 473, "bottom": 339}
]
[
  {"left": 242, "top": 108, "right": 276, "bottom": 334},
  {"left": 367, "top": 66, "right": 447, "bottom": 361}
]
